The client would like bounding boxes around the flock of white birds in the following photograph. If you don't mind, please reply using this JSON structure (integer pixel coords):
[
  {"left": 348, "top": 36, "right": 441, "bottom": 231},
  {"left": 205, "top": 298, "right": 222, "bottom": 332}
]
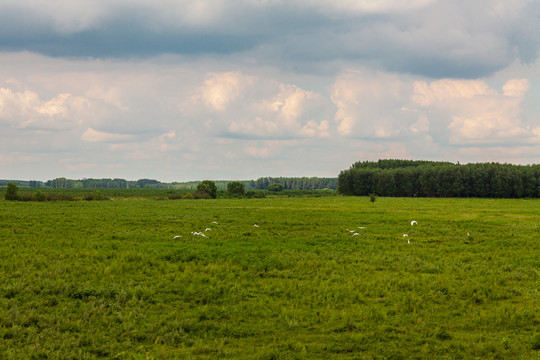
[{"left": 172, "top": 220, "right": 421, "bottom": 244}]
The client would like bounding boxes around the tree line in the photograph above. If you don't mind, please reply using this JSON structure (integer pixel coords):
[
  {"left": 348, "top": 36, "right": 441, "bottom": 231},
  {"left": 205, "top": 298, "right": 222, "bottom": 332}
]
[
  {"left": 0, "top": 178, "right": 162, "bottom": 189},
  {"left": 338, "top": 160, "right": 540, "bottom": 198},
  {"left": 1, "top": 176, "right": 338, "bottom": 191},
  {"left": 254, "top": 177, "right": 337, "bottom": 190}
]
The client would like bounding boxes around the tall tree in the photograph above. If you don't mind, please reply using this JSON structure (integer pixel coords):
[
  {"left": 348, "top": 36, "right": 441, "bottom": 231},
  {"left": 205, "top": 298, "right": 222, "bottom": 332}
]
[
  {"left": 4, "top": 182, "right": 19, "bottom": 201},
  {"left": 197, "top": 180, "right": 218, "bottom": 199},
  {"left": 227, "top": 181, "right": 246, "bottom": 197}
]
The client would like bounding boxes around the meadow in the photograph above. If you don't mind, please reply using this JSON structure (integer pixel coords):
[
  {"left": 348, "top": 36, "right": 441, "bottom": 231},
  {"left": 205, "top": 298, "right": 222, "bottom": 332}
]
[{"left": 0, "top": 196, "right": 538, "bottom": 359}]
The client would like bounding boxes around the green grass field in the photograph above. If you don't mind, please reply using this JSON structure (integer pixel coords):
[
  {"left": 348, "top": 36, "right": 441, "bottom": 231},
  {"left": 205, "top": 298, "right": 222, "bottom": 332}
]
[{"left": 1, "top": 197, "right": 539, "bottom": 359}]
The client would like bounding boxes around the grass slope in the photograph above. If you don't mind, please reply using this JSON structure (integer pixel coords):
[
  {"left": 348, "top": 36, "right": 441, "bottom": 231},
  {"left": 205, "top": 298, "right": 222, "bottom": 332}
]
[{"left": 0, "top": 197, "right": 539, "bottom": 359}]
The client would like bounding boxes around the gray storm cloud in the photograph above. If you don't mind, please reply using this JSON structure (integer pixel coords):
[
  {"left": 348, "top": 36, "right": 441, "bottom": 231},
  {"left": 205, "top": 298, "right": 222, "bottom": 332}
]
[{"left": 0, "top": 0, "right": 538, "bottom": 78}]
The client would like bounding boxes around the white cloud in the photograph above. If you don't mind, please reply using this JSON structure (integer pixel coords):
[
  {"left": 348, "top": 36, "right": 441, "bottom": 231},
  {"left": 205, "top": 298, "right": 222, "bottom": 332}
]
[
  {"left": 458, "top": 144, "right": 540, "bottom": 164},
  {"left": 0, "top": 153, "right": 11, "bottom": 166},
  {"left": 244, "top": 144, "right": 272, "bottom": 158},
  {"left": 0, "top": 87, "right": 40, "bottom": 125},
  {"left": 1, "top": 48, "right": 539, "bottom": 181},
  {"left": 155, "top": 130, "right": 183, "bottom": 152},
  {"left": 502, "top": 78, "right": 530, "bottom": 97},
  {"left": 301, "top": 120, "right": 330, "bottom": 138},
  {"left": 331, "top": 70, "right": 414, "bottom": 137},
  {"left": 229, "top": 117, "right": 279, "bottom": 135},
  {"left": 38, "top": 93, "right": 71, "bottom": 116},
  {"left": 412, "top": 79, "right": 495, "bottom": 106},
  {"left": 409, "top": 112, "right": 430, "bottom": 133},
  {"left": 227, "top": 82, "right": 332, "bottom": 138},
  {"left": 81, "top": 128, "right": 134, "bottom": 143},
  {"left": 0, "top": 85, "right": 90, "bottom": 130},
  {"left": 306, "top": 0, "right": 436, "bottom": 15},
  {"left": 412, "top": 78, "right": 535, "bottom": 144},
  {"left": 269, "top": 83, "right": 313, "bottom": 121},
  {"left": 199, "top": 72, "right": 253, "bottom": 111}
]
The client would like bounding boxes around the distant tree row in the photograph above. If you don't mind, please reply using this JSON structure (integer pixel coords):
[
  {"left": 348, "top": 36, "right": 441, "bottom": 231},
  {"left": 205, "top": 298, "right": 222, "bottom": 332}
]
[
  {"left": 0, "top": 180, "right": 43, "bottom": 188},
  {"left": 255, "top": 177, "right": 337, "bottom": 190},
  {"left": 44, "top": 178, "right": 161, "bottom": 189},
  {"left": 1, "top": 178, "right": 258, "bottom": 190},
  {"left": 2, "top": 177, "right": 338, "bottom": 191},
  {"left": 338, "top": 160, "right": 540, "bottom": 198}
]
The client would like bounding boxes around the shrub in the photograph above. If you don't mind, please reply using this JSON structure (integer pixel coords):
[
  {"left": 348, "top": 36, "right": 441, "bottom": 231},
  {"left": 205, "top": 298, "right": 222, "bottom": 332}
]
[
  {"left": 197, "top": 180, "right": 217, "bottom": 199},
  {"left": 45, "top": 193, "right": 74, "bottom": 201},
  {"left": 84, "top": 191, "right": 109, "bottom": 201},
  {"left": 18, "top": 194, "right": 34, "bottom": 202},
  {"left": 227, "top": 181, "right": 246, "bottom": 197},
  {"left": 192, "top": 191, "right": 212, "bottom": 199},
  {"left": 4, "top": 182, "right": 19, "bottom": 201},
  {"left": 246, "top": 190, "right": 267, "bottom": 198},
  {"left": 268, "top": 183, "right": 284, "bottom": 192},
  {"left": 182, "top": 193, "right": 194, "bottom": 200},
  {"left": 34, "top": 191, "right": 47, "bottom": 202}
]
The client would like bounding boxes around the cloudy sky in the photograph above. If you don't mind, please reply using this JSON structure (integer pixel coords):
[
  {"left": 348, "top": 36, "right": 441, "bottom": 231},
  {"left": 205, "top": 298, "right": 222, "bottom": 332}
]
[{"left": 1, "top": 0, "right": 539, "bottom": 182}]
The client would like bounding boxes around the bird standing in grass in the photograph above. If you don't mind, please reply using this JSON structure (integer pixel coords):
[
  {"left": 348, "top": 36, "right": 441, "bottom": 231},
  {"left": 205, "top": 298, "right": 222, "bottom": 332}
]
[{"left": 403, "top": 234, "right": 410, "bottom": 244}]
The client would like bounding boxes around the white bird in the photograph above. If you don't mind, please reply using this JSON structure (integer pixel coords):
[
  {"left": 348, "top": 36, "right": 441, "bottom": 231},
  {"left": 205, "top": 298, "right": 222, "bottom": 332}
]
[
  {"left": 346, "top": 229, "right": 355, "bottom": 233},
  {"left": 358, "top": 227, "right": 366, "bottom": 229},
  {"left": 352, "top": 233, "right": 360, "bottom": 236},
  {"left": 173, "top": 235, "right": 182, "bottom": 239},
  {"left": 212, "top": 222, "right": 218, "bottom": 224},
  {"left": 192, "top": 232, "right": 207, "bottom": 237},
  {"left": 254, "top": 224, "right": 259, "bottom": 228},
  {"left": 403, "top": 234, "right": 410, "bottom": 244},
  {"left": 411, "top": 221, "right": 418, "bottom": 226},
  {"left": 205, "top": 228, "right": 212, "bottom": 232}
]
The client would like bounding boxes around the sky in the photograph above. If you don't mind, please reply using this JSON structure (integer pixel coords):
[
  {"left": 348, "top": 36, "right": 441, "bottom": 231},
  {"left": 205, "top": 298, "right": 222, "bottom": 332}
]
[{"left": 1, "top": 0, "right": 539, "bottom": 182}]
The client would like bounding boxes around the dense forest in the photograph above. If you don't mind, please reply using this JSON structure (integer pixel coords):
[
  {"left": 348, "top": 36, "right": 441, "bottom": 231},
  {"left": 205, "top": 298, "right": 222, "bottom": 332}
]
[
  {"left": 338, "top": 160, "right": 540, "bottom": 198},
  {"left": 254, "top": 177, "right": 337, "bottom": 190}
]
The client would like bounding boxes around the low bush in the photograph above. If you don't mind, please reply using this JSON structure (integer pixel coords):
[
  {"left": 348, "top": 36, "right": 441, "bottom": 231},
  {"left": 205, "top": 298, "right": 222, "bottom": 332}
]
[
  {"left": 18, "top": 194, "right": 35, "bottom": 201},
  {"left": 192, "top": 191, "right": 212, "bottom": 199},
  {"left": 246, "top": 190, "right": 267, "bottom": 198},
  {"left": 84, "top": 191, "right": 109, "bottom": 201},
  {"left": 34, "top": 190, "right": 47, "bottom": 202},
  {"left": 168, "top": 193, "right": 184, "bottom": 200},
  {"left": 45, "top": 193, "right": 75, "bottom": 201},
  {"left": 268, "top": 183, "right": 283, "bottom": 192}
]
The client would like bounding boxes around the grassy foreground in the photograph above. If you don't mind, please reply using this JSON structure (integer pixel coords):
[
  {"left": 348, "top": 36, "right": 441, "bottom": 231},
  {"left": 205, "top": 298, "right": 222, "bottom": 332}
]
[{"left": 0, "top": 197, "right": 539, "bottom": 359}]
